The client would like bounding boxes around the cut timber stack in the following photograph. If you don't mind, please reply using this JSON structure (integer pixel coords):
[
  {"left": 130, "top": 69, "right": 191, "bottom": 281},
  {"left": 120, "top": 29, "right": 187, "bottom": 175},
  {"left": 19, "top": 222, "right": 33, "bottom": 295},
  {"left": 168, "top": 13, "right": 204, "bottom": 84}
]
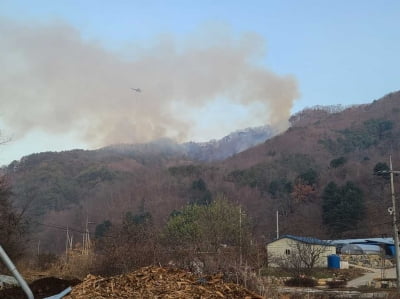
[{"left": 64, "top": 266, "right": 264, "bottom": 298}]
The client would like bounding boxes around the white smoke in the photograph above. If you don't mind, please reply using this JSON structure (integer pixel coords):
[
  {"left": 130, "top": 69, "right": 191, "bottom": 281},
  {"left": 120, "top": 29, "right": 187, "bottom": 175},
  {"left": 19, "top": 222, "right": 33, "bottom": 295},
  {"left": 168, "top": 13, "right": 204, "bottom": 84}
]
[{"left": 0, "top": 18, "right": 298, "bottom": 147}]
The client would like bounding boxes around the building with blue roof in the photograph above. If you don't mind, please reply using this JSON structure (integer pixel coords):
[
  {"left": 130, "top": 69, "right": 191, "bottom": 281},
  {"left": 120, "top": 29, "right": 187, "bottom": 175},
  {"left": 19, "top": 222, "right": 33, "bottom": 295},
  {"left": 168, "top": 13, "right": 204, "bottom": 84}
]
[{"left": 267, "top": 235, "right": 336, "bottom": 268}]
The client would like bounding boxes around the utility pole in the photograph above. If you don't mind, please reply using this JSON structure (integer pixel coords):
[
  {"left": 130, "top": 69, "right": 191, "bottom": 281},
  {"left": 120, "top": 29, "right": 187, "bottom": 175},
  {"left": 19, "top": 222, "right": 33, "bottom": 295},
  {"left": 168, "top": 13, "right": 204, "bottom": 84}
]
[
  {"left": 82, "top": 217, "right": 90, "bottom": 255},
  {"left": 82, "top": 216, "right": 95, "bottom": 255},
  {"left": 37, "top": 240, "right": 40, "bottom": 257},
  {"left": 66, "top": 227, "right": 69, "bottom": 262},
  {"left": 389, "top": 156, "right": 400, "bottom": 292},
  {"left": 66, "top": 227, "right": 73, "bottom": 263},
  {"left": 380, "top": 156, "right": 400, "bottom": 291},
  {"left": 239, "top": 206, "right": 242, "bottom": 266},
  {"left": 276, "top": 210, "right": 279, "bottom": 239}
]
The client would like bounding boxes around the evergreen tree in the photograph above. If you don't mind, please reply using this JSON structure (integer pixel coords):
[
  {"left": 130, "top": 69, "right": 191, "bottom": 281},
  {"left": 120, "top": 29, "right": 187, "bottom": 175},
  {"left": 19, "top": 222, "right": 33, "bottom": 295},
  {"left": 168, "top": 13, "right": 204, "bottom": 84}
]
[
  {"left": 95, "top": 220, "right": 112, "bottom": 238},
  {"left": 189, "top": 178, "right": 212, "bottom": 205},
  {"left": 373, "top": 162, "right": 390, "bottom": 180},
  {"left": 297, "top": 168, "right": 318, "bottom": 186},
  {"left": 330, "top": 157, "right": 347, "bottom": 168},
  {"left": 322, "top": 181, "right": 364, "bottom": 236}
]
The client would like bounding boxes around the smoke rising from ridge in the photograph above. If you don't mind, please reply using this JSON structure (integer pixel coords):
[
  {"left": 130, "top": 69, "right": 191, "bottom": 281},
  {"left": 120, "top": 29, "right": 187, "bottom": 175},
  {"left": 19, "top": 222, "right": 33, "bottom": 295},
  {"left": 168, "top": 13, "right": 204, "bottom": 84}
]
[{"left": 0, "top": 18, "right": 299, "bottom": 147}]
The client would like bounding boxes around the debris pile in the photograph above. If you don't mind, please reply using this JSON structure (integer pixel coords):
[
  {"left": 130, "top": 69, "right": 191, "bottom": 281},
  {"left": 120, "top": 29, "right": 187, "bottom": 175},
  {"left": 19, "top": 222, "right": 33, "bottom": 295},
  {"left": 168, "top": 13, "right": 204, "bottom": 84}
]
[{"left": 65, "top": 266, "right": 264, "bottom": 298}]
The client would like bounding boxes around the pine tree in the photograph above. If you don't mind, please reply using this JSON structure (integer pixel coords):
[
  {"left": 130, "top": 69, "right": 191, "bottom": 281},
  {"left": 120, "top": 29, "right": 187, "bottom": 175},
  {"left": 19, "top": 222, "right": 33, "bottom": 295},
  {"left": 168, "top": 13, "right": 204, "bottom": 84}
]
[{"left": 322, "top": 181, "right": 364, "bottom": 236}]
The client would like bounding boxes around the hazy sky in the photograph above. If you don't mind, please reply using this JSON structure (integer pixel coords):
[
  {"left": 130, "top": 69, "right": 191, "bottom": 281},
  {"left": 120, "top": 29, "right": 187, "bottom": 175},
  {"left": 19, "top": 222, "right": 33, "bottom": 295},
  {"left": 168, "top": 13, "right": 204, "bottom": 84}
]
[{"left": 0, "top": 0, "right": 399, "bottom": 165}]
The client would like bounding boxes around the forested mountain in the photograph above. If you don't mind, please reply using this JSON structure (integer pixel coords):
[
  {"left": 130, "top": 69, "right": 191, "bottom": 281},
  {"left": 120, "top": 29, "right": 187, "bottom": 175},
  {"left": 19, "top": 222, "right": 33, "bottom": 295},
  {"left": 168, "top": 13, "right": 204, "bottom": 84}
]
[
  {"left": 4, "top": 91, "right": 400, "bottom": 253},
  {"left": 221, "top": 91, "right": 400, "bottom": 238}
]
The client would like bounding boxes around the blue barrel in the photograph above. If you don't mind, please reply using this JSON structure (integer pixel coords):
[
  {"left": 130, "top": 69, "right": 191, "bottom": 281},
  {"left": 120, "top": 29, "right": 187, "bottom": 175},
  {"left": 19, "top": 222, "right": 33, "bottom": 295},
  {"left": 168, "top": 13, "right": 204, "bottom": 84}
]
[
  {"left": 327, "top": 254, "right": 340, "bottom": 269},
  {"left": 387, "top": 245, "right": 395, "bottom": 257}
]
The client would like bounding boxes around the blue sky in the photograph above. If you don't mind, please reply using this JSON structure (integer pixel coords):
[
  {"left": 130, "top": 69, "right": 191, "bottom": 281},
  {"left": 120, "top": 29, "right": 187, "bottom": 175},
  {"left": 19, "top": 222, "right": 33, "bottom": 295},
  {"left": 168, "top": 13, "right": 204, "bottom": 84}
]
[{"left": 0, "top": 0, "right": 399, "bottom": 165}]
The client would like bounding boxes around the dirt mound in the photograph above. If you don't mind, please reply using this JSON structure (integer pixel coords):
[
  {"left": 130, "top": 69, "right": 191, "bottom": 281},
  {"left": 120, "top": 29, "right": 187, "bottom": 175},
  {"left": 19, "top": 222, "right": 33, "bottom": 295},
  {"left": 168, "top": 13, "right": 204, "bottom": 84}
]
[
  {"left": 65, "top": 266, "right": 264, "bottom": 298},
  {"left": 0, "top": 276, "right": 81, "bottom": 299}
]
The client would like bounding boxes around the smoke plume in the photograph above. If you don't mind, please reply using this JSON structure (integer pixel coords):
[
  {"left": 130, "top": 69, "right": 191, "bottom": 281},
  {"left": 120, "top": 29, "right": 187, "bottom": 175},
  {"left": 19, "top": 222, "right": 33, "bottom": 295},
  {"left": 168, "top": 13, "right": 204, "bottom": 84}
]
[{"left": 0, "top": 18, "right": 298, "bottom": 147}]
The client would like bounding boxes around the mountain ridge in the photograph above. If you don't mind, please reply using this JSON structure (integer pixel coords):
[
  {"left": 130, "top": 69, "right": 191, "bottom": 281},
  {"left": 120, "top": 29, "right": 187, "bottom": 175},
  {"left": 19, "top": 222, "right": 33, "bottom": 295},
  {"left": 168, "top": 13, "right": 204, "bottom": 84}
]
[{"left": 101, "top": 124, "right": 278, "bottom": 162}]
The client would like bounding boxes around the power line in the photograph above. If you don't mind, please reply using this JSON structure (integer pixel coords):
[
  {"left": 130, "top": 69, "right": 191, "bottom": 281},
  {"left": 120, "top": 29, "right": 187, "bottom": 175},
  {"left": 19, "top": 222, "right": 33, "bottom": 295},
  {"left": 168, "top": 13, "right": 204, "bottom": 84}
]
[
  {"left": 33, "top": 221, "right": 118, "bottom": 239},
  {"left": 34, "top": 221, "right": 85, "bottom": 234}
]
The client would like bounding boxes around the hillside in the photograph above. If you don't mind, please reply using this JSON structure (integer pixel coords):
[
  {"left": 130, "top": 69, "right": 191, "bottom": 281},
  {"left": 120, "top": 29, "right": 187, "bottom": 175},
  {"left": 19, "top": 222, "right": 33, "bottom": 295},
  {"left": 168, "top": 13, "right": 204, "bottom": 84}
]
[
  {"left": 221, "top": 91, "right": 400, "bottom": 237},
  {"left": 4, "top": 91, "right": 400, "bottom": 253}
]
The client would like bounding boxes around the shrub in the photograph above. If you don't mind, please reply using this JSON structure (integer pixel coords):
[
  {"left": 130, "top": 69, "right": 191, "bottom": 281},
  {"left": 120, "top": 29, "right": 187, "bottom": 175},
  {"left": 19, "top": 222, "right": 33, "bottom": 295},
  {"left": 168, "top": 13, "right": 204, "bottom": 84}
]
[
  {"left": 326, "top": 279, "right": 347, "bottom": 288},
  {"left": 284, "top": 276, "right": 317, "bottom": 287},
  {"left": 37, "top": 253, "right": 59, "bottom": 270}
]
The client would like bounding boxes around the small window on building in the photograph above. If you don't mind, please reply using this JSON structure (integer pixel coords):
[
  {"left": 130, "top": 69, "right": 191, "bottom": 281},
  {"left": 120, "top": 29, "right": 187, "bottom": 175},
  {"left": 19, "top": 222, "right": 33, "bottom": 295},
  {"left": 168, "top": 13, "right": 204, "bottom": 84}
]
[{"left": 285, "top": 249, "right": 291, "bottom": 255}]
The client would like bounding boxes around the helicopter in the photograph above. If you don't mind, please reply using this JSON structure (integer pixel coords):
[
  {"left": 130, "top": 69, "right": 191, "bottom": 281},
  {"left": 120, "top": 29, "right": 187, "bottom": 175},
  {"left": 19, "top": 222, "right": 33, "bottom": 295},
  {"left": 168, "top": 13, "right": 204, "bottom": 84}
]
[{"left": 131, "top": 88, "right": 141, "bottom": 92}]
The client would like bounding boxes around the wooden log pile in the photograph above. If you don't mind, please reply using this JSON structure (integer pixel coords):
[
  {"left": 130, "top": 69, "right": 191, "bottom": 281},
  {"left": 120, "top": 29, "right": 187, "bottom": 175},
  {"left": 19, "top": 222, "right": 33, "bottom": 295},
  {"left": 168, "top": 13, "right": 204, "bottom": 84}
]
[{"left": 64, "top": 266, "right": 264, "bottom": 298}]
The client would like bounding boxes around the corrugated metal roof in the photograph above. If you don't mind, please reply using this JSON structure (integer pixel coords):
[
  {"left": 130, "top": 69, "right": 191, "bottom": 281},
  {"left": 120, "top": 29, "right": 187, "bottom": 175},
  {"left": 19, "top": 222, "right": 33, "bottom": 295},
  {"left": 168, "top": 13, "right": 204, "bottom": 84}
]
[{"left": 272, "top": 234, "right": 333, "bottom": 246}]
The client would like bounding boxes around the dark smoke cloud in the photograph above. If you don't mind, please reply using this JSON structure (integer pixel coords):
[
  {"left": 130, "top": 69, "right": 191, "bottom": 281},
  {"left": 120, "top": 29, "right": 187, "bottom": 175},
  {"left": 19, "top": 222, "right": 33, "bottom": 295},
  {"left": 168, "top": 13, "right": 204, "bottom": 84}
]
[{"left": 0, "top": 18, "right": 298, "bottom": 146}]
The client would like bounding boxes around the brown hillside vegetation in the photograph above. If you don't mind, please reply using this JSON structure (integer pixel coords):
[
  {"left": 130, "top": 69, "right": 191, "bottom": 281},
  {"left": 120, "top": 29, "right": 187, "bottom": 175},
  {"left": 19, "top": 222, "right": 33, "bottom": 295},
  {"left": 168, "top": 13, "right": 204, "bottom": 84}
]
[
  {"left": 224, "top": 92, "right": 400, "bottom": 169},
  {"left": 220, "top": 91, "right": 400, "bottom": 238},
  {"left": 3, "top": 90, "right": 400, "bottom": 254}
]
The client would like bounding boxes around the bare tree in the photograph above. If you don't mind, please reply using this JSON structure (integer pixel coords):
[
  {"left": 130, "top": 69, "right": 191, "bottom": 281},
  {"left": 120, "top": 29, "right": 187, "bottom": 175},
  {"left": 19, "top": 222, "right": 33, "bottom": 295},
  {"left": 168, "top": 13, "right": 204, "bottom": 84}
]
[
  {"left": 0, "top": 133, "right": 28, "bottom": 261},
  {"left": 0, "top": 176, "right": 27, "bottom": 260},
  {"left": 271, "top": 238, "right": 331, "bottom": 276},
  {"left": 292, "top": 239, "right": 330, "bottom": 270}
]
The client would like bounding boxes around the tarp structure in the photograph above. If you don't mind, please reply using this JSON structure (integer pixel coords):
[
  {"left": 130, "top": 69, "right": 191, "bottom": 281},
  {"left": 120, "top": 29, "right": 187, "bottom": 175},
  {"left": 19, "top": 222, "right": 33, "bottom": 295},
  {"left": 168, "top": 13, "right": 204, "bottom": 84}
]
[
  {"left": 340, "top": 244, "right": 383, "bottom": 255},
  {"left": 330, "top": 238, "right": 393, "bottom": 245}
]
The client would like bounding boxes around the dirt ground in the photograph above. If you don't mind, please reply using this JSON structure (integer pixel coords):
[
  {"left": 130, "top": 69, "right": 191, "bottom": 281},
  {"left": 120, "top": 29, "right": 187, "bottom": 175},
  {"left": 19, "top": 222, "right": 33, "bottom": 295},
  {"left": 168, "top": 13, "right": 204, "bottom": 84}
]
[{"left": 0, "top": 277, "right": 81, "bottom": 299}]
